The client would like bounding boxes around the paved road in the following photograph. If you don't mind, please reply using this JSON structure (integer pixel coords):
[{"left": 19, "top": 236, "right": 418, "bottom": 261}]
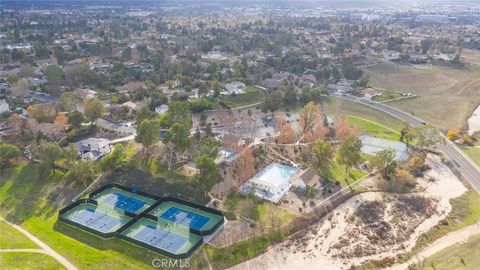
[{"left": 335, "top": 94, "right": 480, "bottom": 193}]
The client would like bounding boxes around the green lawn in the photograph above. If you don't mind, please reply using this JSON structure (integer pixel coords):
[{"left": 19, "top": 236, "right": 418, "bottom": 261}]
[
  {"left": 0, "top": 220, "right": 38, "bottom": 249},
  {"left": 346, "top": 115, "right": 401, "bottom": 140},
  {"left": 321, "top": 96, "right": 405, "bottom": 131},
  {"left": 331, "top": 162, "right": 368, "bottom": 187},
  {"left": 460, "top": 147, "right": 480, "bottom": 167},
  {"left": 0, "top": 252, "right": 66, "bottom": 270},
  {"left": 0, "top": 164, "right": 209, "bottom": 270},
  {"left": 421, "top": 233, "right": 480, "bottom": 270},
  {"left": 372, "top": 91, "right": 402, "bottom": 102},
  {"left": 219, "top": 90, "right": 265, "bottom": 108}
]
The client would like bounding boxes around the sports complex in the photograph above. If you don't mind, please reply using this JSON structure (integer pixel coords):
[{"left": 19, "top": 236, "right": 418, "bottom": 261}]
[{"left": 58, "top": 184, "right": 225, "bottom": 258}]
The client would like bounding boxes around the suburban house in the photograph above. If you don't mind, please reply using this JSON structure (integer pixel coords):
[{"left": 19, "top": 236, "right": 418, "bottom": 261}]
[
  {"left": 116, "top": 81, "right": 147, "bottom": 94},
  {"left": 154, "top": 104, "right": 169, "bottom": 115},
  {"left": 301, "top": 74, "right": 317, "bottom": 87},
  {"left": 0, "top": 99, "right": 11, "bottom": 114},
  {"left": 408, "top": 54, "right": 429, "bottom": 64},
  {"left": 291, "top": 168, "right": 321, "bottom": 189},
  {"left": 359, "top": 88, "right": 382, "bottom": 100},
  {"left": 74, "top": 88, "right": 97, "bottom": 100},
  {"left": 76, "top": 137, "right": 113, "bottom": 161},
  {"left": 383, "top": 50, "right": 402, "bottom": 61},
  {"left": 121, "top": 101, "right": 139, "bottom": 112},
  {"left": 224, "top": 81, "right": 246, "bottom": 95}
]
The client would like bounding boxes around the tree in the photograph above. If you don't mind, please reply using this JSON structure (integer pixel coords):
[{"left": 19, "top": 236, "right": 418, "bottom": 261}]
[
  {"left": 159, "top": 101, "right": 192, "bottom": 129},
  {"left": 447, "top": 128, "right": 460, "bottom": 140},
  {"left": 195, "top": 155, "right": 220, "bottom": 196},
  {"left": 44, "top": 65, "right": 65, "bottom": 86},
  {"left": 235, "top": 147, "right": 255, "bottom": 182},
  {"left": 27, "top": 103, "right": 57, "bottom": 123},
  {"left": 163, "top": 123, "right": 192, "bottom": 169},
  {"left": 311, "top": 139, "right": 334, "bottom": 179},
  {"left": 68, "top": 159, "right": 95, "bottom": 186},
  {"left": 333, "top": 117, "right": 357, "bottom": 141},
  {"left": 284, "top": 87, "right": 297, "bottom": 106},
  {"left": 54, "top": 113, "right": 69, "bottom": 130},
  {"left": 60, "top": 92, "right": 76, "bottom": 111},
  {"left": 67, "top": 110, "right": 84, "bottom": 129},
  {"left": 299, "top": 102, "right": 318, "bottom": 134},
  {"left": 197, "top": 137, "right": 220, "bottom": 159},
  {"left": 11, "top": 78, "right": 29, "bottom": 97},
  {"left": 263, "top": 90, "right": 283, "bottom": 115},
  {"left": 31, "top": 140, "right": 63, "bottom": 174},
  {"left": 371, "top": 149, "right": 397, "bottom": 180},
  {"left": 83, "top": 99, "right": 105, "bottom": 124},
  {"left": 277, "top": 123, "right": 296, "bottom": 144},
  {"left": 420, "top": 38, "right": 433, "bottom": 54},
  {"left": 412, "top": 125, "right": 439, "bottom": 150},
  {"left": 135, "top": 119, "right": 160, "bottom": 154},
  {"left": 342, "top": 61, "right": 363, "bottom": 80},
  {"left": 99, "top": 144, "right": 125, "bottom": 172},
  {"left": 0, "top": 141, "right": 20, "bottom": 169},
  {"left": 136, "top": 106, "right": 155, "bottom": 124},
  {"left": 337, "top": 135, "right": 363, "bottom": 184}
]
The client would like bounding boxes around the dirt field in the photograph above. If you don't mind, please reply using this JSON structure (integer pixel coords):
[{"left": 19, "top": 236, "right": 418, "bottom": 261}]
[
  {"left": 230, "top": 154, "right": 467, "bottom": 270},
  {"left": 364, "top": 49, "right": 480, "bottom": 129}
]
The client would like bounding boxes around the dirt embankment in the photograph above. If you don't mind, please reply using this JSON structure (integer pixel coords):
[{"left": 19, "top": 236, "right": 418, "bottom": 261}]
[{"left": 230, "top": 155, "right": 467, "bottom": 270}]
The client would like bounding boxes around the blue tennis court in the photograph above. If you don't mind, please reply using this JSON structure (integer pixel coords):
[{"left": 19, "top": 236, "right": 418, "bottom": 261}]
[
  {"left": 160, "top": 207, "right": 210, "bottom": 230},
  {"left": 71, "top": 208, "right": 121, "bottom": 232},
  {"left": 134, "top": 224, "right": 187, "bottom": 253},
  {"left": 102, "top": 192, "right": 146, "bottom": 213}
]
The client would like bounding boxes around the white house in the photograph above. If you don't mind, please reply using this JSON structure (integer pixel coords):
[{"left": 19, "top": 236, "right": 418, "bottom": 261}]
[
  {"left": 224, "top": 81, "right": 246, "bottom": 95},
  {"left": 0, "top": 99, "right": 11, "bottom": 114},
  {"left": 76, "top": 138, "right": 113, "bottom": 161},
  {"left": 154, "top": 104, "right": 169, "bottom": 115}
]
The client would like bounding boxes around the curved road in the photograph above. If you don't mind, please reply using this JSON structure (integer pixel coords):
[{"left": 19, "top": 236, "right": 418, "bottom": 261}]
[{"left": 336, "top": 94, "right": 480, "bottom": 193}]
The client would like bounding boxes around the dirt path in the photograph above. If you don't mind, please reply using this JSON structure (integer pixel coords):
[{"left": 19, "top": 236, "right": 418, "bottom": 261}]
[
  {"left": 388, "top": 220, "right": 480, "bottom": 270},
  {"left": 0, "top": 217, "right": 78, "bottom": 270}
]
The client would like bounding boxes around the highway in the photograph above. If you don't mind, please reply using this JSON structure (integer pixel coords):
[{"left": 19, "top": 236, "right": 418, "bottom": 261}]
[{"left": 335, "top": 94, "right": 480, "bottom": 193}]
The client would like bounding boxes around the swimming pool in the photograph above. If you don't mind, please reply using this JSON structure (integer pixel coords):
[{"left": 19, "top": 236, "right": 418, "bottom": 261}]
[{"left": 240, "top": 163, "right": 298, "bottom": 203}]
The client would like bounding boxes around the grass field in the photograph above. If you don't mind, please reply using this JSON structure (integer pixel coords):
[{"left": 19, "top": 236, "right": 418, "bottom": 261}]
[
  {"left": 345, "top": 115, "right": 401, "bottom": 140},
  {"left": 460, "top": 147, "right": 480, "bottom": 167},
  {"left": 421, "top": 233, "right": 480, "bottom": 270},
  {"left": 320, "top": 96, "right": 405, "bottom": 131},
  {"left": 0, "top": 164, "right": 210, "bottom": 270},
  {"left": 372, "top": 91, "right": 402, "bottom": 102},
  {"left": 331, "top": 162, "right": 368, "bottom": 187},
  {"left": 0, "top": 220, "right": 38, "bottom": 249},
  {"left": 219, "top": 90, "right": 265, "bottom": 108},
  {"left": 0, "top": 253, "right": 66, "bottom": 270},
  {"left": 364, "top": 50, "right": 480, "bottom": 129}
]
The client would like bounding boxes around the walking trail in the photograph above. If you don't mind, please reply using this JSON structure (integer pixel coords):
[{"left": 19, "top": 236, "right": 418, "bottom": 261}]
[
  {"left": 0, "top": 217, "right": 78, "bottom": 270},
  {"left": 387, "top": 221, "right": 480, "bottom": 270}
]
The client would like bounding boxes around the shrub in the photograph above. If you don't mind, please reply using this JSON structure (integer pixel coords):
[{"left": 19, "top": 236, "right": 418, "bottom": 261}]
[{"left": 224, "top": 211, "right": 237, "bottom": 221}]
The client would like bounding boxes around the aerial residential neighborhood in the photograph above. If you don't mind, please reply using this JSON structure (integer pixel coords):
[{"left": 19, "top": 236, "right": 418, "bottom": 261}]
[{"left": 0, "top": 0, "right": 480, "bottom": 270}]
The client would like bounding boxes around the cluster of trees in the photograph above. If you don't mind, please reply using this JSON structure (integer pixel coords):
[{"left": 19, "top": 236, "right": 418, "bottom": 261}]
[{"left": 133, "top": 101, "right": 221, "bottom": 195}]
